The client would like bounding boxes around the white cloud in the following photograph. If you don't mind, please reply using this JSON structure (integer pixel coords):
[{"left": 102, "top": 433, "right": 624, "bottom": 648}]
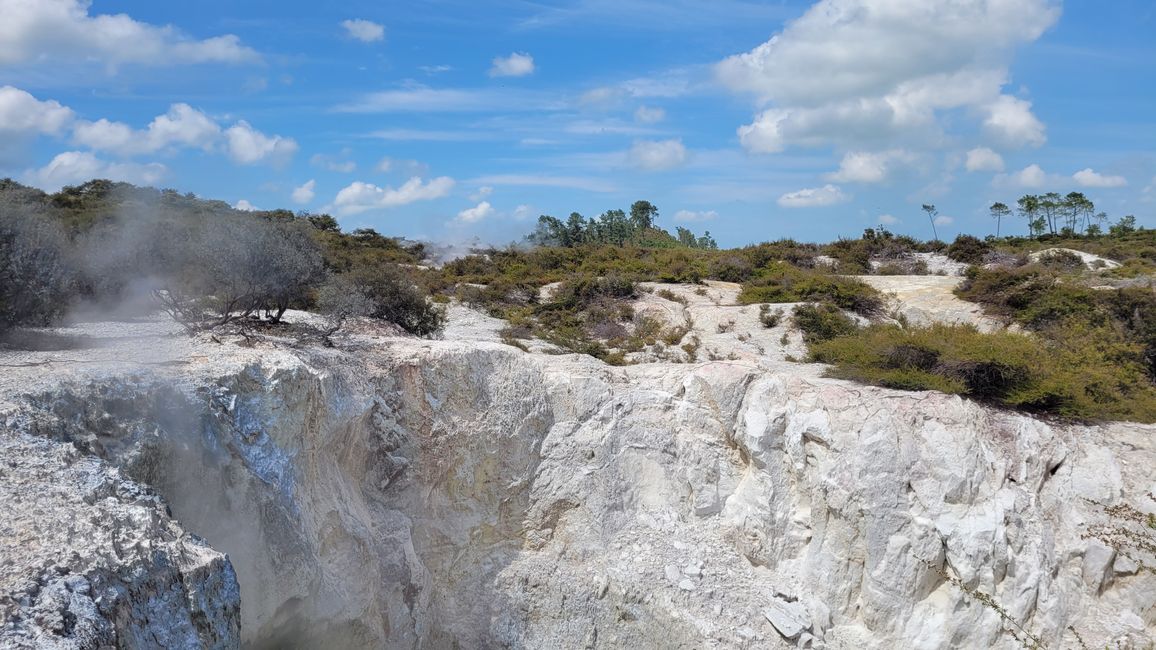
[
  {"left": 234, "top": 199, "right": 258, "bottom": 211},
  {"left": 224, "top": 121, "right": 298, "bottom": 165},
  {"left": 934, "top": 215, "right": 954, "bottom": 225},
  {"left": 375, "top": 157, "right": 429, "bottom": 176},
  {"left": 337, "top": 86, "right": 556, "bottom": 113},
  {"left": 456, "top": 201, "right": 494, "bottom": 223},
  {"left": 965, "top": 146, "right": 1005, "bottom": 172},
  {"left": 73, "top": 103, "right": 220, "bottom": 156},
  {"left": 341, "top": 19, "right": 384, "bottom": 43},
  {"left": 717, "top": 0, "right": 1058, "bottom": 153},
  {"left": 1072, "top": 168, "right": 1127, "bottom": 188},
  {"left": 370, "top": 128, "right": 488, "bottom": 141},
  {"left": 673, "top": 209, "right": 718, "bottom": 222},
  {"left": 513, "top": 204, "right": 534, "bottom": 220},
  {"left": 1142, "top": 177, "right": 1156, "bottom": 202},
  {"left": 490, "top": 52, "right": 535, "bottom": 77},
  {"left": 469, "top": 186, "right": 493, "bottom": 201},
  {"left": 310, "top": 153, "right": 356, "bottom": 173},
  {"left": 634, "top": 105, "right": 666, "bottom": 124},
  {"left": 333, "top": 176, "right": 455, "bottom": 216},
  {"left": 825, "top": 149, "right": 915, "bottom": 183},
  {"left": 24, "top": 150, "right": 166, "bottom": 191},
  {"left": 878, "top": 214, "right": 899, "bottom": 225},
  {"left": 0, "top": 86, "right": 74, "bottom": 134},
  {"left": 982, "top": 95, "right": 1046, "bottom": 148},
  {"left": 580, "top": 86, "right": 622, "bottom": 106},
  {"left": 419, "top": 64, "right": 452, "bottom": 74},
  {"left": 777, "top": 184, "right": 849, "bottom": 208},
  {"left": 1012, "top": 163, "right": 1047, "bottom": 188},
  {"left": 629, "top": 139, "right": 687, "bottom": 171},
  {"left": 469, "top": 174, "right": 616, "bottom": 192},
  {"left": 291, "top": 179, "right": 316, "bottom": 204},
  {"left": 0, "top": 0, "right": 258, "bottom": 67}
]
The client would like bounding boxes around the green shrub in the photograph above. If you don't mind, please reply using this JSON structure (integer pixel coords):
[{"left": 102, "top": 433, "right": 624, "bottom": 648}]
[
  {"left": 739, "top": 262, "right": 883, "bottom": 316},
  {"left": 349, "top": 266, "right": 446, "bottom": 336},
  {"left": 809, "top": 322, "right": 1156, "bottom": 422},
  {"left": 945, "top": 234, "right": 991, "bottom": 265},
  {"left": 792, "top": 303, "right": 859, "bottom": 343},
  {"left": 758, "top": 304, "right": 783, "bottom": 328}
]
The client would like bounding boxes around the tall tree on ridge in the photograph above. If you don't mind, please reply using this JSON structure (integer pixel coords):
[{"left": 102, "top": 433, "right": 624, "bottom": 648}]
[
  {"left": 990, "top": 202, "right": 1011, "bottom": 238},
  {"left": 922, "top": 203, "right": 939, "bottom": 241}
]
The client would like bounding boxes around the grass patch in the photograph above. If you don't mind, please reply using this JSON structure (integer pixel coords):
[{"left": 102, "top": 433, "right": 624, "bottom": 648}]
[{"left": 810, "top": 322, "right": 1156, "bottom": 422}]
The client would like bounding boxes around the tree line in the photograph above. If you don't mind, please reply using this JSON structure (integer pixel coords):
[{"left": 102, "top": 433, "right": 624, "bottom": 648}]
[
  {"left": 528, "top": 200, "right": 718, "bottom": 250},
  {"left": 987, "top": 192, "right": 1136, "bottom": 239}
]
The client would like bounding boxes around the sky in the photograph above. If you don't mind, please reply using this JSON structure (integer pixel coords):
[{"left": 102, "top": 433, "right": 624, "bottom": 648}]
[{"left": 1, "top": 0, "right": 1154, "bottom": 247}]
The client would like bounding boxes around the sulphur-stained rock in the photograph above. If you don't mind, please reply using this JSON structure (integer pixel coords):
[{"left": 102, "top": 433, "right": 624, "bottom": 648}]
[{"left": 0, "top": 299, "right": 1153, "bottom": 649}]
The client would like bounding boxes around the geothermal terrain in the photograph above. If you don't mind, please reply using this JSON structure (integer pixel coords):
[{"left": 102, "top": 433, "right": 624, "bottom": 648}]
[{"left": 1, "top": 278, "right": 1154, "bottom": 649}]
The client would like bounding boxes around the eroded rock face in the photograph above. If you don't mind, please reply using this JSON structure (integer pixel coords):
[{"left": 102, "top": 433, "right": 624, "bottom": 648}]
[
  {"left": 0, "top": 433, "right": 240, "bottom": 649},
  {"left": 1, "top": 304, "right": 1154, "bottom": 649}
]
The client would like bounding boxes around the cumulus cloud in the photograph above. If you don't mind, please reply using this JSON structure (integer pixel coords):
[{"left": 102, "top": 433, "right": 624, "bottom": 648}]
[
  {"left": 825, "top": 149, "right": 915, "bottom": 183},
  {"left": 490, "top": 52, "right": 535, "bottom": 77},
  {"left": 1009, "top": 163, "right": 1048, "bottom": 188},
  {"left": 469, "top": 186, "right": 493, "bottom": 201},
  {"left": 333, "top": 176, "right": 455, "bottom": 216},
  {"left": 341, "top": 19, "right": 384, "bottom": 43},
  {"left": 628, "top": 139, "right": 687, "bottom": 171},
  {"left": 965, "top": 146, "right": 1005, "bottom": 172},
  {"left": 456, "top": 201, "right": 494, "bottom": 223},
  {"left": 1072, "top": 168, "right": 1127, "bottom": 188},
  {"left": 878, "top": 214, "right": 899, "bottom": 225},
  {"left": 291, "top": 179, "right": 316, "bottom": 204},
  {"left": 513, "top": 204, "right": 534, "bottom": 220},
  {"left": 0, "top": 86, "right": 74, "bottom": 134},
  {"left": 982, "top": 95, "right": 1046, "bottom": 148},
  {"left": 717, "top": 0, "right": 1058, "bottom": 153},
  {"left": 24, "top": 150, "right": 166, "bottom": 191},
  {"left": 777, "top": 184, "right": 849, "bottom": 208},
  {"left": 673, "top": 209, "right": 718, "bottom": 222},
  {"left": 225, "top": 121, "right": 298, "bottom": 165},
  {"left": 634, "top": 106, "right": 666, "bottom": 124},
  {"left": 234, "top": 199, "right": 258, "bottom": 211},
  {"left": 73, "top": 103, "right": 219, "bottom": 156},
  {"left": 0, "top": 0, "right": 258, "bottom": 67}
]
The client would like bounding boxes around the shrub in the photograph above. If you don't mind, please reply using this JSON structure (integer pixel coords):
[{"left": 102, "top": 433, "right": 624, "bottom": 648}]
[
  {"left": 153, "top": 212, "right": 326, "bottom": 331},
  {"left": 1035, "top": 248, "right": 1085, "bottom": 271},
  {"left": 349, "top": 265, "right": 446, "bottom": 336},
  {"left": 809, "top": 322, "right": 1156, "bottom": 422},
  {"left": 758, "top": 304, "right": 783, "bottom": 328},
  {"left": 0, "top": 209, "right": 74, "bottom": 332},
  {"left": 945, "top": 234, "right": 991, "bottom": 265},
  {"left": 739, "top": 262, "right": 883, "bottom": 316},
  {"left": 315, "top": 273, "right": 376, "bottom": 345},
  {"left": 792, "top": 303, "right": 859, "bottom": 343}
]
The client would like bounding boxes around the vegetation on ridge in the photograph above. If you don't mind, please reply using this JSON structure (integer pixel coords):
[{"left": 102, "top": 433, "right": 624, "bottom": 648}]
[{"left": 3, "top": 176, "right": 1155, "bottom": 422}]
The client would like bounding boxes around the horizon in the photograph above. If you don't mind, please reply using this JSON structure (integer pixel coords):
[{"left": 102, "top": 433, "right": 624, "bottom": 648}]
[{"left": 1, "top": 0, "right": 1154, "bottom": 248}]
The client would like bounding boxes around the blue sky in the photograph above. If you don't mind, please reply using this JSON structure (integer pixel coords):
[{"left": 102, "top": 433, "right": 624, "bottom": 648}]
[{"left": 1, "top": 0, "right": 1154, "bottom": 247}]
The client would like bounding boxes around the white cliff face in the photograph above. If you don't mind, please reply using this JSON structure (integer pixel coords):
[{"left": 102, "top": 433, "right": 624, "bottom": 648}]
[{"left": 1, "top": 290, "right": 1153, "bottom": 649}]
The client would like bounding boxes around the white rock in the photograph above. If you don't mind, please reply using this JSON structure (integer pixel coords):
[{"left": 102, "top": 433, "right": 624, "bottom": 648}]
[{"left": 764, "top": 598, "right": 811, "bottom": 640}]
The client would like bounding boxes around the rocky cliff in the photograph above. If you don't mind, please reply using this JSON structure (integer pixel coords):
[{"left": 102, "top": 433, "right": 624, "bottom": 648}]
[{"left": 0, "top": 283, "right": 1153, "bottom": 648}]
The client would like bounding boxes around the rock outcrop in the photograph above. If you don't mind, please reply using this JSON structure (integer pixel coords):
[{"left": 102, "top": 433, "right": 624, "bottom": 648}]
[{"left": 1, "top": 291, "right": 1153, "bottom": 648}]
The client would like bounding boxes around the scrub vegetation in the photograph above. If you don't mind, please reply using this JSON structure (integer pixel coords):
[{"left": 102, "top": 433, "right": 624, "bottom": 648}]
[{"left": 3, "top": 177, "right": 1154, "bottom": 421}]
